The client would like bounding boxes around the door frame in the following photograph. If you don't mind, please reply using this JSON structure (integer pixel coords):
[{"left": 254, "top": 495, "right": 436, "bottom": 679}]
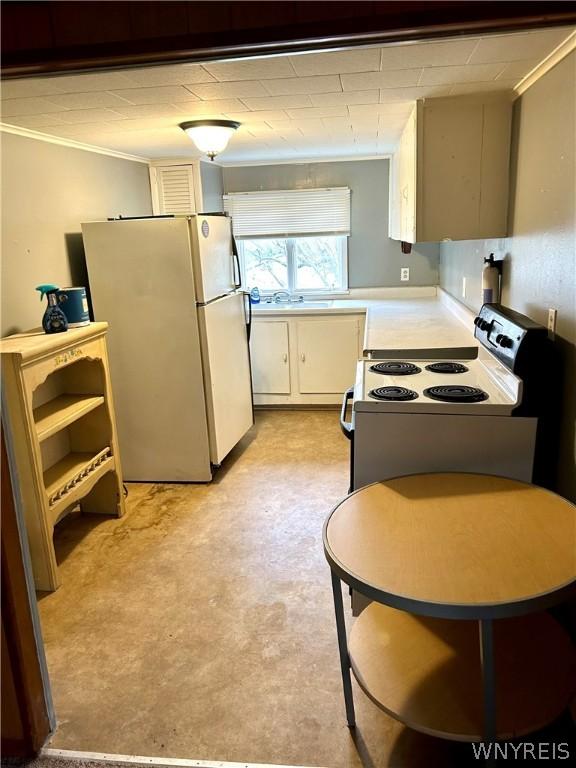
[{"left": 1, "top": 422, "right": 55, "bottom": 755}]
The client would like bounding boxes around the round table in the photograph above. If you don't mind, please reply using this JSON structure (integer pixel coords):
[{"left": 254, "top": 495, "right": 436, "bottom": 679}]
[{"left": 323, "top": 473, "right": 576, "bottom": 742}]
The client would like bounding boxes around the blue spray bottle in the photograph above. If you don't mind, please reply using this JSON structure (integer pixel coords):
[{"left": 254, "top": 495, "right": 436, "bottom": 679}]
[{"left": 36, "top": 284, "right": 68, "bottom": 333}]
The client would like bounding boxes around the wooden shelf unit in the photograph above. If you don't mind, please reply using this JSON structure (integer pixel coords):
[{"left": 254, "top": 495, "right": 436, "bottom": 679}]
[{"left": 1, "top": 323, "right": 126, "bottom": 591}]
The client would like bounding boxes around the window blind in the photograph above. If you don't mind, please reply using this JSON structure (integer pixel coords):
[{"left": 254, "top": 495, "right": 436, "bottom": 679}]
[{"left": 223, "top": 187, "right": 350, "bottom": 238}]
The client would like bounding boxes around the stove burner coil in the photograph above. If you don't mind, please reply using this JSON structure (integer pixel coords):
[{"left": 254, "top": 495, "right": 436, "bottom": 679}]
[
  {"left": 369, "top": 386, "right": 419, "bottom": 401},
  {"left": 423, "top": 385, "right": 489, "bottom": 403},
  {"left": 370, "top": 362, "right": 421, "bottom": 376},
  {"left": 425, "top": 362, "right": 469, "bottom": 374}
]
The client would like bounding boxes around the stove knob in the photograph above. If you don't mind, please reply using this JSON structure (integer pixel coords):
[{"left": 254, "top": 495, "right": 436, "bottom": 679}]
[
  {"left": 498, "top": 335, "right": 513, "bottom": 348},
  {"left": 479, "top": 319, "right": 491, "bottom": 331},
  {"left": 496, "top": 333, "right": 504, "bottom": 344},
  {"left": 473, "top": 316, "right": 482, "bottom": 327}
]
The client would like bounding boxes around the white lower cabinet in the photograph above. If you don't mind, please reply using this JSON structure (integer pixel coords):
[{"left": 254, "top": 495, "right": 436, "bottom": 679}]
[
  {"left": 251, "top": 313, "right": 364, "bottom": 405},
  {"left": 251, "top": 320, "right": 291, "bottom": 394}
]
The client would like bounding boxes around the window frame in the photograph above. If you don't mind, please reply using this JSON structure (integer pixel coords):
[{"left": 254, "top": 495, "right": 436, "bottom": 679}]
[{"left": 238, "top": 235, "right": 349, "bottom": 296}]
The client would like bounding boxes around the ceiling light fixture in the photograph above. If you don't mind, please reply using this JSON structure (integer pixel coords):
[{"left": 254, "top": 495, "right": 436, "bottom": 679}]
[{"left": 179, "top": 119, "right": 240, "bottom": 161}]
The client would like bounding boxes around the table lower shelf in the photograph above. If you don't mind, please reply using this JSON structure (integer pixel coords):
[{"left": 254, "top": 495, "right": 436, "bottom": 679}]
[{"left": 349, "top": 602, "right": 576, "bottom": 742}]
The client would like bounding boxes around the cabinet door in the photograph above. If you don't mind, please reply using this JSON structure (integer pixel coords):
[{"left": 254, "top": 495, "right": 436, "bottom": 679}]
[
  {"left": 250, "top": 321, "right": 290, "bottom": 394},
  {"left": 297, "top": 318, "right": 359, "bottom": 394}
]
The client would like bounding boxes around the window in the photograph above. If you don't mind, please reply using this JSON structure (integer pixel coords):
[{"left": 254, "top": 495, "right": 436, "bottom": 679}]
[
  {"left": 239, "top": 236, "right": 347, "bottom": 293},
  {"left": 224, "top": 187, "right": 351, "bottom": 294}
]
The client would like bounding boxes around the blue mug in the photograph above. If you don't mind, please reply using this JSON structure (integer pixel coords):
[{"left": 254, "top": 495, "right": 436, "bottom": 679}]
[{"left": 56, "top": 287, "right": 90, "bottom": 327}]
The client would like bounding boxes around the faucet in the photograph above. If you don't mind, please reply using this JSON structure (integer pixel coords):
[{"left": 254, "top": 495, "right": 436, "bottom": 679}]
[{"left": 273, "top": 290, "right": 291, "bottom": 303}]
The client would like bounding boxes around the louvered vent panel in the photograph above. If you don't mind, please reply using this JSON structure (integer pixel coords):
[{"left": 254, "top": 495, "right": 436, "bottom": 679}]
[{"left": 157, "top": 166, "right": 195, "bottom": 214}]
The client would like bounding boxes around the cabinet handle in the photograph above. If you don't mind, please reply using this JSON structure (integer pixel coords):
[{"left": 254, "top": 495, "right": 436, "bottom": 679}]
[
  {"left": 282, "top": 353, "right": 288, "bottom": 363},
  {"left": 301, "top": 353, "right": 306, "bottom": 362}
]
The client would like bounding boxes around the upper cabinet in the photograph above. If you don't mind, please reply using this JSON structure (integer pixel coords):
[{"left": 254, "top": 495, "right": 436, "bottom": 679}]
[
  {"left": 149, "top": 160, "right": 225, "bottom": 216},
  {"left": 389, "top": 94, "right": 513, "bottom": 243}
]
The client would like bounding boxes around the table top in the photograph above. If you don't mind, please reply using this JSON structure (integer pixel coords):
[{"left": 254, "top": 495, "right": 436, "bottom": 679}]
[{"left": 324, "top": 473, "right": 576, "bottom": 619}]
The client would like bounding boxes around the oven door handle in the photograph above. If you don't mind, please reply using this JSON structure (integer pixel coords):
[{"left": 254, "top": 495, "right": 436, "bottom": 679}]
[{"left": 340, "top": 387, "right": 355, "bottom": 440}]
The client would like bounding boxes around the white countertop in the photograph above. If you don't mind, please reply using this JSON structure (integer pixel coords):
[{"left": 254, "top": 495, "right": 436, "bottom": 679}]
[{"left": 252, "top": 291, "right": 478, "bottom": 359}]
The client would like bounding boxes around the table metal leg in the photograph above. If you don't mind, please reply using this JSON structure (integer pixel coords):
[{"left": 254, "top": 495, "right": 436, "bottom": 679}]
[
  {"left": 331, "top": 570, "right": 356, "bottom": 728},
  {"left": 479, "top": 619, "right": 497, "bottom": 744}
]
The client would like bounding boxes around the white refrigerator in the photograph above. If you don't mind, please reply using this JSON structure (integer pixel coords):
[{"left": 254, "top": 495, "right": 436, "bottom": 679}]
[{"left": 81, "top": 215, "right": 253, "bottom": 481}]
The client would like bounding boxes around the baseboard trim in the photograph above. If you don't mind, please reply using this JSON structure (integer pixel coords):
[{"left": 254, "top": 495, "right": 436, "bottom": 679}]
[
  {"left": 40, "top": 748, "right": 322, "bottom": 768},
  {"left": 437, "top": 287, "right": 477, "bottom": 331}
]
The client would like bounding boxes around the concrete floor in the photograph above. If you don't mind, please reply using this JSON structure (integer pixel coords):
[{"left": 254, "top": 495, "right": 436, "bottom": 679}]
[{"left": 37, "top": 411, "right": 569, "bottom": 767}]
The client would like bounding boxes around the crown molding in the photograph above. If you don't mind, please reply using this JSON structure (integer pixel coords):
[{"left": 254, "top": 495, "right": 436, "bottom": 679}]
[
  {"left": 514, "top": 29, "right": 576, "bottom": 96},
  {"left": 220, "top": 154, "right": 392, "bottom": 168},
  {"left": 0, "top": 123, "right": 150, "bottom": 164}
]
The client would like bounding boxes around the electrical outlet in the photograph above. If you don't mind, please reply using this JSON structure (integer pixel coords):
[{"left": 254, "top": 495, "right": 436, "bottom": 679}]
[
  {"left": 462, "top": 277, "right": 467, "bottom": 298},
  {"left": 547, "top": 308, "right": 557, "bottom": 334},
  {"left": 401, "top": 267, "right": 410, "bottom": 281}
]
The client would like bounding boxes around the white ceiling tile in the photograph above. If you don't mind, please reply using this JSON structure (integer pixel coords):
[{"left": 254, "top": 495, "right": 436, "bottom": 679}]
[
  {"left": 379, "top": 39, "right": 480, "bottom": 70},
  {"left": 46, "top": 122, "right": 124, "bottom": 137},
  {"left": 285, "top": 106, "right": 349, "bottom": 119},
  {"left": 186, "top": 81, "right": 269, "bottom": 99},
  {"left": 495, "top": 60, "right": 540, "bottom": 80},
  {"left": 240, "top": 95, "right": 312, "bottom": 110},
  {"left": 349, "top": 103, "right": 413, "bottom": 118},
  {"left": 3, "top": 114, "right": 68, "bottom": 128},
  {"left": 263, "top": 75, "right": 342, "bottom": 96},
  {"left": 110, "top": 104, "right": 187, "bottom": 118},
  {"left": 202, "top": 57, "right": 296, "bottom": 81},
  {"left": 43, "top": 91, "right": 136, "bottom": 110},
  {"left": 310, "top": 90, "right": 379, "bottom": 107},
  {"left": 108, "top": 117, "right": 181, "bottom": 132},
  {"left": 288, "top": 48, "right": 381, "bottom": 76},
  {"left": 110, "top": 86, "right": 201, "bottom": 105},
  {"left": 469, "top": 28, "right": 574, "bottom": 64},
  {"left": 0, "top": 78, "right": 65, "bottom": 98},
  {"left": 58, "top": 108, "right": 127, "bottom": 124},
  {"left": 448, "top": 81, "right": 517, "bottom": 96},
  {"left": 341, "top": 70, "right": 422, "bottom": 91},
  {"left": 420, "top": 63, "right": 507, "bottom": 85},
  {"left": 379, "top": 85, "right": 451, "bottom": 102},
  {"left": 1, "top": 97, "right": 64, "bottom": 116},
  {"left": 288, "top": 119, "right": 326, "bottom": 135},
  {"left": 123, "top": 65, "right": 216, "bottom": 86},
  {"left": 52, "top": 72, "right": 138, "bottom": 93},
  {"left": 173, "top": 99, "right": 250, "bottom": 115},
  {"left": 322, "top": 117, "right": 353, "bottom": 130},
  {"left": 245, "top": 123, "right": 276, "bottom": 137},
  {"left": 225, "top": 110, "right": 289, "bottom": 123}
]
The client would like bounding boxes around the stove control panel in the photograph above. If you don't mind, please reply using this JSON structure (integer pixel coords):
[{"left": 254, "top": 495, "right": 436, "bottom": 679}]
[{"left": 474, "top": 303, "right": 549, "bottom": 374}]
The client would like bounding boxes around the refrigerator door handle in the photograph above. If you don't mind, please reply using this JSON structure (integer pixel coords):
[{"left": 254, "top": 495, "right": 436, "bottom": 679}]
[
  {"left": 232, "top": 235, "right": 242, "bottom": 289},
  {"left": 244, "top": 291, "right": 252, "bottom": 342}
]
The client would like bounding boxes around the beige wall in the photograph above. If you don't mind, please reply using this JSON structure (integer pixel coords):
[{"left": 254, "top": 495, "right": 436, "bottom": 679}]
[
  {"left": 439, "top": 52, "right": 575, "bottom": 500},
  {"left": 1, "top": 132, "right": 152, "bottom": 336}
]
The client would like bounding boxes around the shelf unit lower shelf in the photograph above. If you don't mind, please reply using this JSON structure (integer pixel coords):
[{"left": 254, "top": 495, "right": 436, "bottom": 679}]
[
  {"left": 43, "top": 448, "right": 114, "bottom": 522},
  {"left": 349, "top": 602, "right": 576, "bottom": 742}
]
